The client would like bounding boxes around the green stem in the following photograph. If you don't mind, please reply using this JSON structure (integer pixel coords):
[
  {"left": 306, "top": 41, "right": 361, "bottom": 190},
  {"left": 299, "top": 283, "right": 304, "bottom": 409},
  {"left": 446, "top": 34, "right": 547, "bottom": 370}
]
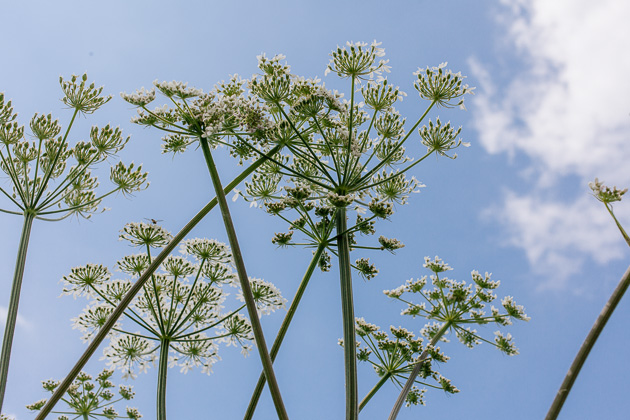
[
  {"left": 157, "top": 339, "right": 170, "bottom": 420},
  {"left": 358, "top": 101, "right": 436, "bottom": 185},
  {"left": 545, "top": 264, "right": 630, "bottom": 420},
  {"left": 199, "top": 136, "right": 288, "bottom": 420},
  {"left": 0, "top": 211, "right": 35, "bottom": 412},
  {"left": 336, "top": 206, "right": 358, "bottom": 420},
  {"left": 243, "top": 244, "right": 326, "bottom": 420},
  {"left": 359, "top": 372, "right": 391, "bottom": 412},
  {"left": 605, "top": 203, "right": 630, "bottom": 247},
  {"left": 388, "top": 321, "right": 451, "bottom": 420},
  {"left": 34, "top": 145, "right": 282, "bottom": 420},
  {"left": 32, "top": 108, "right": 79, "bottom": 206}
]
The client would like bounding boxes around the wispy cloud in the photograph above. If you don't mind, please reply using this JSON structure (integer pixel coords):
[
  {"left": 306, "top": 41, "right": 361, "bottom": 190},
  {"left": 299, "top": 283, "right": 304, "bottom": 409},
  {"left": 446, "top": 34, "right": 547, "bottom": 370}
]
[{"left": 471, "top": 0, "right": 630, "bottom": 287}]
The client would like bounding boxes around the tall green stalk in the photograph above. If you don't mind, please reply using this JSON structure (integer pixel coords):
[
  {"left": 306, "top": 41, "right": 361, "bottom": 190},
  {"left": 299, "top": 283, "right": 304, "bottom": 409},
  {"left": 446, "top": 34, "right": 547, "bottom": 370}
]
[
  {"left": 157, "top": 339, "right": 170, "bottom": 420},
  {"left": 545, "top": 264, "right": 630, "bottom": 420},
  {"left": 244, "top": 244, "right": 326, "bottom": 420},
  {"left": 546, "top": 183, "right": 630, "bottom": 420},
  {"left": 199, "top": 137, "right": 288, "bottom": 420},
  {"left": 388, "top": 321, "right": 451, "bottom": 420},
  {"left": 335, "top": 207, "right": 358, "bottom": 420},
  {"left": 35, "top": 146, "right": 280, "bottom": 420},
  {"left": 0, "top": 211, "right": 35, "bottom": 411}
]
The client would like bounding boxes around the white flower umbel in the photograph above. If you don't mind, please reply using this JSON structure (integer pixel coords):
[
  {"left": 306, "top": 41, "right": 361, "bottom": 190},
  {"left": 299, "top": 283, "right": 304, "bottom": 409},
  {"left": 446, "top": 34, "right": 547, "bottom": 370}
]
[
  {"left": 120, "top": 42, "right": 473, "bottom": 420},
  {"left": 349, "top": 319, "right": 457, "bottom": 411},
  {"left": 234, "top": 42, "right": 473, "bottom": 420},
  {"left": 65, "top": 221, "right": 284, "bottom": 420},
  {"left": 0, "top": 75, "right": 148, "bottom": 413},
  {"left": 385, "top": 257, "right": 528, "bottom": 419},
  {"left": 26, "top": 369, "right": 141, "bottom": 419}
]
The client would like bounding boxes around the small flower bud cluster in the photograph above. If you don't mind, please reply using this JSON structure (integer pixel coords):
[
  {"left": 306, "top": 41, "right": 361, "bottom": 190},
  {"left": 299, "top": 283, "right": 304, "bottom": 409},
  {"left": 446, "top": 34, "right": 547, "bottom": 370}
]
[
  {"left": 238, "top": 277, "right": 287, "bottom": 316},
  {"left": 379, "top": 236, "right": 404, "bottom": 253},
  {"left": 154, "top": 80, "right": 203, "bottom": 99},
  {"left": 60, "top": 73, "right": 112, "bottom": 114},
  {"left": 589, "top": 178, "right": 627, "bottom": 203},
  {"left": 120, "top": 221, "right": 173, "bottom": 248},
  {"left": 327, "top": 191, "right": 355, "bottom": 208},
  {"left": 120, "top": 87, "right": 156, "bottom": 107},
  {"left": 27, "top": 369, "right": 141, "bottom": 419},
  {"left": 30, "top": 113, "right": 61, "bottom": 140},
  {"left": 419, "top": 118, "right": 468, "bottom": 159},
  {"left": 368, "top": 200, "right": 394, "bottom": 218},
  {"left": 326, "top": 40, "right": 390, "bottom": 79},
  {"left": 272, "top": 231, "right": 293, "bottom": 247},
  {"left": 413, "top": 63, "right": 473, "bottom": 109},
  {"left": 362, "top": 78, "right": 406, "bottom": 111},
  {"left": 355, "top": 258, "right": 378, "bottom": 280}
]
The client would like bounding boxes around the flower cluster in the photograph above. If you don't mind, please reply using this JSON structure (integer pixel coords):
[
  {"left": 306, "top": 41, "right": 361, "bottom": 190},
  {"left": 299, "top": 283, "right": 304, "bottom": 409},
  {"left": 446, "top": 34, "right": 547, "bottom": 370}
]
[
  {"left": 26, "top": 369, "right": 141, "bottom": 419},
  {"left": 239, "top": 43, "right": 472, "bottom": 279},
  {"left": 351, "top": 318, "right": 457, "bottom": 409},
  {"left": 0, "top": 75, "right": 147, "bottom": 220},
  {"left": 589, "top": 178, "right": 627, "bottom": 204},
  {"left": 122, "top": 73, "right": 277, "bottom": 161},
  {"left": 384, "top": 256, "right": 529, "bottom": 355},
  {"left": 65, "top": 222, "right": 285, "bottom": 378},
  {"left": 413, "top": 62, "right": 473, "bottom": 109}
]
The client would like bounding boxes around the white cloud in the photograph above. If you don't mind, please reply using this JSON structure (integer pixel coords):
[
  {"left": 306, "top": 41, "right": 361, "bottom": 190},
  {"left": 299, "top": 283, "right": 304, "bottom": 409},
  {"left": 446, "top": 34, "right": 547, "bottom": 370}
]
[
  {"left": 489, "top": 193, "right": 628, "bottom": 290},
  {"left": 471, "top": 0, "right": 630, "bottom": 287}
]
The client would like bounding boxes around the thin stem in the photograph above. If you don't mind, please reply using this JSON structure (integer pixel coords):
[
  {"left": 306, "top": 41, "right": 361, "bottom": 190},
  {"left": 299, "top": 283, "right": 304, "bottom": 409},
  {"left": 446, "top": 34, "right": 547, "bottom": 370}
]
[
  {"left": 0, "top": 207, "right": 24, "bottom": 216},
  {"left": 34, "top": 145, "right": 282, "bottom": 420},
  {"left": 545, "top": 264, "right": 630, "bottom": 420},
  {"left": 0, "top": 145, "right": 28, "bottom": 204},
  {"left": 278, "top": 107, "right": 336, "bottom": 185},
  {"left": 359, "top": 372, "right": 391, "bottom": 412},
  {"left": 336, "top": 206, "right": 358, "bottom": 420},
  {"left": 388, "top": 321, "right": 451, "bottom": 420},
  {"left": 243, "top": 244, "right": 326, "bottom": 420},
  {"left": 174, "top": 304, "right": 246, "bottom": 341},
  {"left": 605, "top": 203, "right": 630, "bottom": 247},
  {"left": 38, "top": 187, "right": 119, "bottom": 215},
  {"left": 342, "top": 77, "right": 356, "bottom": 184},
  {"left": 32, "top": 108, "right": 79, "bottom": 205},
  {"left": 157, "top": 339, "right": 170, "bottom": 420},
  {"left": 359, "top": 101, "right": 435, "bottom": 185},
  {"left": 0, "top": 211, "right": 35, "bottom": 412},
  {"left": 0, "top": 185, "right": 24, "bottom": 210},
  {"left": 199, "top": 136, "right": 289, "bottom": 420}
]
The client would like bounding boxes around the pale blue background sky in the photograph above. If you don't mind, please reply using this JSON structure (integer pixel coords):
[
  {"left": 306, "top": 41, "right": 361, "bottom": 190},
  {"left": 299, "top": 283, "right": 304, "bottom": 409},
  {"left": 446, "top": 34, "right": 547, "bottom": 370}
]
[{"left": 1, "top": 1, "right": 629, "bottom": 419}]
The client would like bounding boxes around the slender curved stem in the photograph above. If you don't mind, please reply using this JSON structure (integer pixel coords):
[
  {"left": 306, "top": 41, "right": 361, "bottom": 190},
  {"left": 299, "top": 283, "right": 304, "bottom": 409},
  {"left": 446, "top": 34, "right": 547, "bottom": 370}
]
[
  {"left": 157, "top": 339, "right": 170, "bottom": 420},
  {"left": 359, "top": 372, "right": 391, "bottom": 412},
  {"left": 243, "top": 244, "right": 326, "bottom": 420},
  {"left": 605, "top": 203, "right": 630, "bottom": 247},
  {"left": 199, "top": 136, "right": 288, "bottom": 420},
  {"left": 34, "top": 145, "right": 281, "bottom": 420},
  {"left": 0, "top": 212, "right": 35, "bottom": 412},
  {"left": 336, "top": 207, "right": 358, "bottom": 420},
  {"left": 545, "top": 264, "right": 630, "bottom": 420},
  {"left": 388, "top": 321, "right": 451, "bottom": 420}
]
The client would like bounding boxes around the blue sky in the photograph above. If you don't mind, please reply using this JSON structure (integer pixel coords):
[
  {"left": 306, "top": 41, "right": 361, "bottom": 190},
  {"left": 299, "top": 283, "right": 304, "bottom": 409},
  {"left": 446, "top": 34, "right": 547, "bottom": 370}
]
[{"left": 1, "top": 0, "right": 629, "bottom": 419}]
